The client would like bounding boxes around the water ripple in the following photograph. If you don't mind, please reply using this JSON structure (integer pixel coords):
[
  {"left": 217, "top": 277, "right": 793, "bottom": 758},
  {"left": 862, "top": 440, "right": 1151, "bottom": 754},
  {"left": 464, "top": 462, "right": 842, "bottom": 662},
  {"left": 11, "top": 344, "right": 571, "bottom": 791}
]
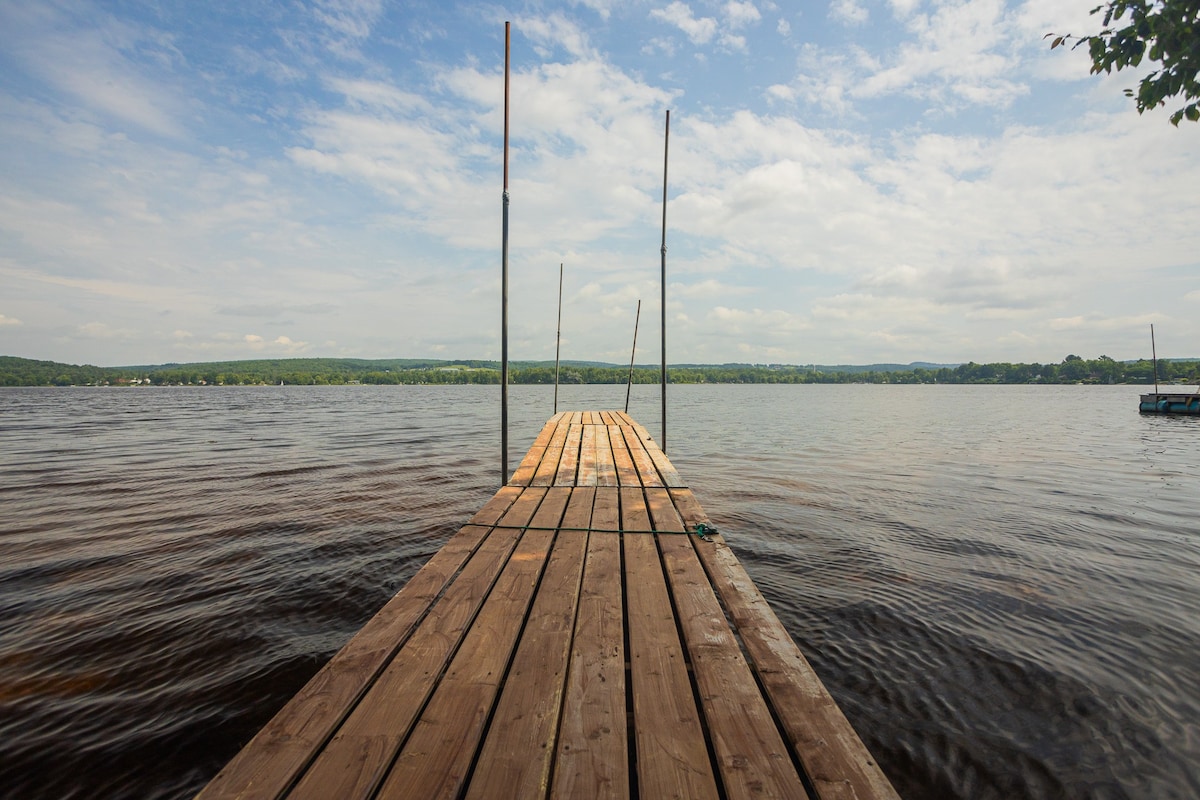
[{"left": 1, "top": 384, "right": 1198, "bottom": 799}]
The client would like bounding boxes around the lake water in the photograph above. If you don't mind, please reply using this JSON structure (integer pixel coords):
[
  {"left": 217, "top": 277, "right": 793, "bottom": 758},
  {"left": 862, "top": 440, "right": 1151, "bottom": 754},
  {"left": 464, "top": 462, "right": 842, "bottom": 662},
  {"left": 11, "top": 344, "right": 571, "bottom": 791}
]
[{"left": 1, "top": 384, "right": 1197, "bottom": 799}]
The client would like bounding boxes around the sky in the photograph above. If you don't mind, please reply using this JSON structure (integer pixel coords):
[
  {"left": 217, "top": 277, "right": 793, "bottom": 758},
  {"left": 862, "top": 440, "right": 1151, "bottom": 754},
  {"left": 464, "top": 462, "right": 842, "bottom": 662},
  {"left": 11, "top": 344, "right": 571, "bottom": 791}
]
[{"left": 1, "top": 0, "right": 1197, "bottom": 368}]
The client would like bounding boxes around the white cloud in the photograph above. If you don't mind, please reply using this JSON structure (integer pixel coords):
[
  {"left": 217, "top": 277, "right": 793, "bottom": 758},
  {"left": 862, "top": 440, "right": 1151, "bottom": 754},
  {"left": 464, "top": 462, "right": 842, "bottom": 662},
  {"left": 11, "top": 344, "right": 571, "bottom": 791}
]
[
  {"left": 313, "top": 0, "right": 383, "bottom": 41},
  {"left": 777, "top": 18, "right": 791, "bottom": 36},
  {"left": 887, "top": 0, "right": 921, "bottom": 17},
  {"left": 675, "top": 278, "right": 753, "bottom": 298},
  {"left": 2, "top": 1, "right": 1198, "bottom": 366},
  {"left": 569, "top": 0, "right": 618, "bottom": 20},
  {"left": 724, "top": 1, "right": 762, "bottom": 28},
  {"left": 783, "top": 0, "right": 1033, "bottom": 113},
  {"left": 518, "top": 11, "right": 596, "bottom": 60},
  {"left": 719, "top": 32, "right": 749, "bottom": 52},
  {"left": 650, "top": 2, "right": 718, "bottom": 45},
  {"left": 78, "top": 322, "right": 136, "bottom": 339},
  {"left": 0, "top": 4, "right": 185, "bottom": 138},
  {"left": 830, "top": 0, "right": 869, "bottom": 25},
  {"left": 0, "top": 314, "right": 23, "bottom": 326}
]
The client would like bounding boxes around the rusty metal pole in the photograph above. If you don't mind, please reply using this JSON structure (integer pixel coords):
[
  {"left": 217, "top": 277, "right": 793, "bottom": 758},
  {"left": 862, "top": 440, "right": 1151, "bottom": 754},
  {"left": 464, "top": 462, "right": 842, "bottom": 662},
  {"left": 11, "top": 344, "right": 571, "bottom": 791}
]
[
  {"left": 500, "top": 21, "right": 511, "bottom": 486},
  {"left": 660, "top": 109, "right": 669, "bottom": 453},
  {"left": 626, "top": 299, "right": 641, "bottom": 414},
  {"left": 554, "top": 263, "right": 563, "bottom": 414}
]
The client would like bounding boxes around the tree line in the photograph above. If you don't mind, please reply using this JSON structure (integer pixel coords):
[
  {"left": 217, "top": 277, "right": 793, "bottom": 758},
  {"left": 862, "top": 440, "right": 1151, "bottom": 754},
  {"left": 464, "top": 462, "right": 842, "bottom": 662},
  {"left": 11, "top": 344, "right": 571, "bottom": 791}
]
[{"left": 1, "top": 354, "right": 1197, "bottom": 387}]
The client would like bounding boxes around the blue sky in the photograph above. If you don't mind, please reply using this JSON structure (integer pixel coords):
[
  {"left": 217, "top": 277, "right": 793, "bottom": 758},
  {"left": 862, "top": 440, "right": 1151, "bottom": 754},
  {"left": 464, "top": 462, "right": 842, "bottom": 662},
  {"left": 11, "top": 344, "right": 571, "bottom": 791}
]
[{"left": 1, "top": 0, "right": 1197, "bottom": 367}]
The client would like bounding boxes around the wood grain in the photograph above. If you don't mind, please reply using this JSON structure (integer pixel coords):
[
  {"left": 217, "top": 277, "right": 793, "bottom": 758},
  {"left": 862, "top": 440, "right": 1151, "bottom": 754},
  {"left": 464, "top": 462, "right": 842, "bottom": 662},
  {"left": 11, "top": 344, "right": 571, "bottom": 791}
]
[
  {"left": 670, "top": 489, "right": 900, "bottom": 800},
  {"left": 646, "top": 488, "right": 809, "bottom": 799},
  {"left": 374, "top": 487, "right": 571, "bottom": 800},
  {"left": 549, "top": 487, "right": 628, "bottom": 799},
  {"left": 622, "top": 487, "right": 718, "bottom": 799},
  {"left": 195, "top": 485, "right": 523, "bottom": 800},
  {"left": 464, "top": 487, "right": 596, "bottom": 799},
  {"left": 284, "top": 487, "right": 549, "bottom": 800},
  {"left": 200, "top": 412, "right": 896, "bottom": 800}
]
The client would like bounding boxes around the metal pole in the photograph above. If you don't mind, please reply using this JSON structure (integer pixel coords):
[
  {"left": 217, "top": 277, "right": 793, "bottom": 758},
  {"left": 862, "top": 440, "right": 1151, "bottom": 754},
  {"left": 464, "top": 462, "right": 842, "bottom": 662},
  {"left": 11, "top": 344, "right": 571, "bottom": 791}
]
[
  {"left": 1151, "top": 323, "right": 1159, "bottom": 393},
  {"left": 500, "top": 21, "right": 511, "bottom": 487},
  {"left": 659, "top": 109, "right": 669, "bottom": 453},
  {"left": 626, "top": 299, "right": 641, "bottom": 414},
  {"left": 554, "top": 262, "right": 563, "bottom": 414}
]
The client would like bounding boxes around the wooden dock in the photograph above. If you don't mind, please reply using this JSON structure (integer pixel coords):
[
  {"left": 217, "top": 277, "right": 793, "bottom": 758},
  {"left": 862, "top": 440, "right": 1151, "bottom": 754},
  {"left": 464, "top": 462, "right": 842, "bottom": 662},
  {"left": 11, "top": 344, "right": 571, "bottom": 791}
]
[{"left": 197, "top": 411, "right": 897, "bottom": 800}]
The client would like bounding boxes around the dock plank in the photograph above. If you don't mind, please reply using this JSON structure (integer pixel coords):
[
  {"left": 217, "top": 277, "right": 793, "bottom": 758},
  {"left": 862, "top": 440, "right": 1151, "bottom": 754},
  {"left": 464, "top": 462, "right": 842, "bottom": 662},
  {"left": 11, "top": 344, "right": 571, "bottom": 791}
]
[
  {"left": 622, "top": 428, "right": 664, "bottom": 488},
  {"left": 195, "top": 485, "right": 525, "bottom": 800},
  {"left": 622, "top": 486, "right": 719, "bottom": 799},
  {"left": 374, "top": 487, "right": 571, "bottom": 799},
  {"left": 669, "top": 489, "right": 900, "bottom": 800},
  {"left": 533, "top": 418, "right": 571, "bottom": 487},
  {"left": 465, "top": 487, "right": 596, "bottom": 799},
  {"left": 646, "top": 488, "right": 810, "bottom": 799},
  {"left": 577, "top": 424, "right": 599, "bottom": 486},
  {"left": 510, "top": 413, "right": 566, "bottom": 486},
  {"left": 550, "top": 487, "right": 628, "bottom": 799},
  {"left": 285, "top": 488, "right": 549, "bottom": 800},
  {"left": 200, "top": 411, "right": 896, "bottom": 800},
  {"left": 609, "top": 425, "right": 640, "bottom": 487},
  {"left": 594, "top": 424, "right": 618, "bottom": 487},
  {"left": 555, "top": 423, "right": 583, "bottom": 486}
]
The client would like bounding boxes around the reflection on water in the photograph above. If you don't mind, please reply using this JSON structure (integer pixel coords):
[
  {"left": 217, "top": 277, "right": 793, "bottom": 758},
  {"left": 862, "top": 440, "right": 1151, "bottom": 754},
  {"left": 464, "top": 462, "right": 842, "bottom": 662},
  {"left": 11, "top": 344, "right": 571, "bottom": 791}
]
[{"left": 1, "top": 384, "right": 1197, "bottom": 799}]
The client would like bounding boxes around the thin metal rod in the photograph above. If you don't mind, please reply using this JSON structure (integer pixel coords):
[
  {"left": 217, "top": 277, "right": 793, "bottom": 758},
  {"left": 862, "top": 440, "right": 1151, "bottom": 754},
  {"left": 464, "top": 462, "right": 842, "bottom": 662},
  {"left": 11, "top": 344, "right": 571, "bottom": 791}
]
[
  {"left": 500, "top": 21, "right": 511, "bottom": 487},
  {"left": 659, "top": 109, "right": 670, "bottom": 453},
  {"left": 1151, "top": 323, "right": 1159, "bottom": 393},
  {"left": 554, "top": 262, "right": 563, "bottom": 414},
  {"left": 626, "top": 299, "right": 642, "bottom": 414}
]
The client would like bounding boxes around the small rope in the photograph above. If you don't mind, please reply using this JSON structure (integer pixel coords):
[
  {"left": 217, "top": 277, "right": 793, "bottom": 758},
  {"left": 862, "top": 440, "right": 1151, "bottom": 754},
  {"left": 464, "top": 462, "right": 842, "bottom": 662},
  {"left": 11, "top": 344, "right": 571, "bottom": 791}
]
[{"left": 481, "top": 523, "right": 718, "bottom": 540}]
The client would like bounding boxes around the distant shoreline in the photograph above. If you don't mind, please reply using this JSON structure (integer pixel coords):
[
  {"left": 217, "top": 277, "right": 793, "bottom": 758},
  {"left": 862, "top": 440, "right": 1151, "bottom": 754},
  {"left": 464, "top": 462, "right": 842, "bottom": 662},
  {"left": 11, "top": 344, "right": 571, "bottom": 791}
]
[{"left": 2, "top": 354, "right": 1196, "bottom": 387}]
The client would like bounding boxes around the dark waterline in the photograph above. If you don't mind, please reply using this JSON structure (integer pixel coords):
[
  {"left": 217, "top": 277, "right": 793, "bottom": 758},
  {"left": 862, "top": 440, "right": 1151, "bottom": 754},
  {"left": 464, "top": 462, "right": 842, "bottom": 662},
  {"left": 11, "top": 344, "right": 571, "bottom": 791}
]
[{"left": 1, "top": 384, "right": 1197, "bottom": 799}]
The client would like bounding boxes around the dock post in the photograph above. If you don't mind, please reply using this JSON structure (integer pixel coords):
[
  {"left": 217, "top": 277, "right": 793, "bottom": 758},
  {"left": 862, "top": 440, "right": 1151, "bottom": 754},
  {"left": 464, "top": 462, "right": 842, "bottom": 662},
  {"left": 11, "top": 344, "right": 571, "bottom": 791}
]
[
  {"left": 500, "top": 21, "right": 511, "bottom": 486},
  {"left": 1151, "top": 323, "right": 1159, "bottom": 393},
  {"left": 554, "top": 262, "right": 563, "bottom": 414},
  {"left": 626, "top": 299, "right": 641, "bottom": 413},
  {"left": 660, "top": 109, "right": 669, "bottom": 453}
]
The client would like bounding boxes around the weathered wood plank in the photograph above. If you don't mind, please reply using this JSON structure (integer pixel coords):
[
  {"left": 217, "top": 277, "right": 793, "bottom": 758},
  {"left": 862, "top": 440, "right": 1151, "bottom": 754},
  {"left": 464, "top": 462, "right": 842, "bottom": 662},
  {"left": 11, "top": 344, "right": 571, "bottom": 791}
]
[
  {"left": 609, "top": 425, "right": 640, "bottom": 487},
  {"left": 464, "top": 487, "right": 596, "bottom": 800},
  {"left": 622, "top": 427, "right": 665, "bottom": 488},
  {"left": 622, "top": 487, "right": 718, "bottom": 800},
  {"left": 669, "top": 489, "right": 900, "bottom": 800},
  {"left": 374, "top": 487, "right": 572, "bottom": 800},
  {"left": 640, "top": 433, "right": 685, "bottom": 488},
  {"left": 555, "top": 423, "right": 583, "bottom": 486},
  {"left": 283, "top": 488, "right": 549, "bottom": 800},
  {"left": 577, "top": 424, "right": 599, "bottom": 486},
  {"left": 533, "top": 418, "right": 571, "bottom": 487},
  {"left": 203, "top": 411, "right": 895, "bottom": 800},
  {"left": 510, "top": 415, "right": 566, "bottom": 486},
  {"left": 549, "top": 487, "right": 627, "bottom": 800},
  {"left": 646, "top": 489, "right": 810, "bottom": 799},
  {"left": 594, "top": 424, "right": 617, "bottom": 488},
  {"left": 195, "top": 485, "right": 524, "bottom": 800}
]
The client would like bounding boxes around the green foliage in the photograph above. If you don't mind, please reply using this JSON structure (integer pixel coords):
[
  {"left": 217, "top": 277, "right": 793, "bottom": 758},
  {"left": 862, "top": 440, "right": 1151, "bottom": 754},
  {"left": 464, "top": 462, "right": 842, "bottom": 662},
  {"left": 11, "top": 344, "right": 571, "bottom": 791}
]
[
  {"left": 1, "top": 354, "right": 1197, "bottom": 387},
  {"left": 1049, "top": 0, "right": 1200, "bottom": 125}
]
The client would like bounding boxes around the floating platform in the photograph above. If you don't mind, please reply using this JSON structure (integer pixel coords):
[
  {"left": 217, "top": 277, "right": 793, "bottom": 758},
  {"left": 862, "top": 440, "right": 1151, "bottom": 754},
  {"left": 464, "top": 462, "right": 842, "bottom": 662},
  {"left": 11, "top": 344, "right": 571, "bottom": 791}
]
[
  {"left": 197, "top": 411, "right": 897, "bottom": 799},
  {"left": 1139, "top": 392, "right": 1200, "bottom": 414}
]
